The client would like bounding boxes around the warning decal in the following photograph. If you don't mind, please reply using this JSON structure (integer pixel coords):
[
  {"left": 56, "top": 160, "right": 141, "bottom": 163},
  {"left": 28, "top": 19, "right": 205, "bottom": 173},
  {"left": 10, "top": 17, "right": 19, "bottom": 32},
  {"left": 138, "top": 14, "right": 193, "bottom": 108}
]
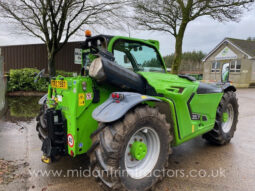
[
  {"left": 78, "top": 93, "right": 85, "bottom": 106},
  {"left": 86, "top": 93, "right": 92, "bottom": 100},
  {"left": 67, "top": 134, "right": 74, "bottom": 147}
]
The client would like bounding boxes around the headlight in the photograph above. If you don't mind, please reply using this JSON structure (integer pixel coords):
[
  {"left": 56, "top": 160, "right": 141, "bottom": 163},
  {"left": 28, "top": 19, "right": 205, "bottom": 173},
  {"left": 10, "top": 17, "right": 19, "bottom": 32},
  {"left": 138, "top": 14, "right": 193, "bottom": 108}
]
[{"left": 89, "top": 58, "right": 105, "bottom": 81}]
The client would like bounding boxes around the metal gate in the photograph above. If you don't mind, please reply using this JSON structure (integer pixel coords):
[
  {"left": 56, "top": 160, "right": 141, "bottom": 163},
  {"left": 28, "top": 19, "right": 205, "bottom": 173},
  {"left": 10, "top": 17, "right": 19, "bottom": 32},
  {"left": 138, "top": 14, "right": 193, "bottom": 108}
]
[{"left": 0, "top": 55, "right": 6, "bottom": 116}]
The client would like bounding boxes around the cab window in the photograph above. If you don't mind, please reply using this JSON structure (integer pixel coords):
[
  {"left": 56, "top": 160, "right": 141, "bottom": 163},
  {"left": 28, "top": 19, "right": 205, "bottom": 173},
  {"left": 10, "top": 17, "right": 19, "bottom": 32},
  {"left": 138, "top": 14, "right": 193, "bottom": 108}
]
[{"left": 113, "top": 40, "right": 165, "bottom": 72}]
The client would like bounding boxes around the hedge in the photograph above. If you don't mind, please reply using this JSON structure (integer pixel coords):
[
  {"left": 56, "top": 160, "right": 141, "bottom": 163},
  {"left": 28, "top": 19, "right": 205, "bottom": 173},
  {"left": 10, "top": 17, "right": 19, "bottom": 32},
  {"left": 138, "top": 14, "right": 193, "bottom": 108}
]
[{"left": 7, "top": 68, "right": 73, "bottom": 92}]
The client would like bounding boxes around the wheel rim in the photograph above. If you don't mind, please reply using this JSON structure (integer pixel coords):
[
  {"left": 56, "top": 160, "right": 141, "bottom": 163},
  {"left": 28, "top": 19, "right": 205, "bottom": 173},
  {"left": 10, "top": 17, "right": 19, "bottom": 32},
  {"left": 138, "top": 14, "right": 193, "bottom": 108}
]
[
  {"left": 124, "top": 127, "right": 160, "bottom": 179},
  {"left": 222, "top": 104, "right": 234, "bottom": 133}
]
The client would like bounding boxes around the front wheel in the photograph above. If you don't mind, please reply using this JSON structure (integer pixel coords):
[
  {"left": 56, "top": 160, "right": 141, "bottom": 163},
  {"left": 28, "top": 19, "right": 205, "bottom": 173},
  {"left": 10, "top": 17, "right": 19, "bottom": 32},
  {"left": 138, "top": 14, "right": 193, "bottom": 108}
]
[
  {"left": 203, "top": 91, "right": 239, "bottom": 145},
  {"left": 89, "top": 105, "right": 173, "bottom": 191}
]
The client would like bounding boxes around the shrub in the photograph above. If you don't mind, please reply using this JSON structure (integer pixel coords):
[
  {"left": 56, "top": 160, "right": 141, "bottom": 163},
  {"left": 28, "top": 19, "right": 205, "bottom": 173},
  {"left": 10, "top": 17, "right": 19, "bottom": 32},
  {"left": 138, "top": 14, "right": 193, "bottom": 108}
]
[
  {"left": 7, "top": 68, "right": 48, "bottom": 92},
  {"left": 7, "top": 68, "right": 76, "bottom": 92},
  {"left": 56, "top": 70, "right": 74, "bottom": 77}
]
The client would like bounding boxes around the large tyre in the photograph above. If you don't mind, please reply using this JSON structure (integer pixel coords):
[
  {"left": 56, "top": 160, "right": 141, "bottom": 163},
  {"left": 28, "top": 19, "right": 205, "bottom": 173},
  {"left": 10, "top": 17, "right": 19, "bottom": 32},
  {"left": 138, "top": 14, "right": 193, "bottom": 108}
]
[
  {"left": 203, "top": 91, "right": 239, "bottom": 145},
  {"left": 36, "top": 101, "right": 48, "bottom": 141},
  {"left": 89, "top": 105, "right": 173, "bottom": 191}
]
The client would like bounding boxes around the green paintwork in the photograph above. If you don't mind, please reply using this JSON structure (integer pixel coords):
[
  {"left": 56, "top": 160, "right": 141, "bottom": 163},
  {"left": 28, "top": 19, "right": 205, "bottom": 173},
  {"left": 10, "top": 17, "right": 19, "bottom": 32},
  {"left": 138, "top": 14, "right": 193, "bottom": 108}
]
[
  {"left": 45, "top": 35, "right": 224, "bottom": 157},
  {"left": 130, "top": 141, "right": 147, "bottom": 161},
  {"left": 139, "top": 72, "right": 223, "bottom": 145},
  {"left": 47, "top": 76, "right": 115, "bottom": 156},
  {"left": 222, "top": 112, "right": 229, "bottom": 122}
]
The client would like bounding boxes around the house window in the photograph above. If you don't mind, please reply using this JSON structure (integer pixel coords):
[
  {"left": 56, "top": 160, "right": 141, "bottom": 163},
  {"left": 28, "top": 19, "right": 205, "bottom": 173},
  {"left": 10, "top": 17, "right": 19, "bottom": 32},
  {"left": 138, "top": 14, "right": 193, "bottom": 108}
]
[
  {"left": 211, "top": 62, "right": 220, "bottom": 72},
  {"left": 230, "top": 60, "right": 241, "bottom": 72}
]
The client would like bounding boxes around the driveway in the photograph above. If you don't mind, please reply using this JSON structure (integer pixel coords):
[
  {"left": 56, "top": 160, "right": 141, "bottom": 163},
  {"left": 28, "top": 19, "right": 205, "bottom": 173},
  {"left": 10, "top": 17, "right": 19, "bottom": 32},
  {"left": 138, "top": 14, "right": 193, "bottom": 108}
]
[{"left": 0, "top": 89, "right": 254, "bottom": 191}]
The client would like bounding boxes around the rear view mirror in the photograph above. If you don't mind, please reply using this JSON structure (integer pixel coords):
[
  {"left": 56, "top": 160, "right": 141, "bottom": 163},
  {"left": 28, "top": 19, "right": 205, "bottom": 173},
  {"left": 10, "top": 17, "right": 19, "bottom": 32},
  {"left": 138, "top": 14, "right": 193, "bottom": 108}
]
[
  {"left": 34, "top": 69, "right": 45, "bottom": 83},
  {"left": 221, "top": 63, "right": 230, "bottom": 83}
]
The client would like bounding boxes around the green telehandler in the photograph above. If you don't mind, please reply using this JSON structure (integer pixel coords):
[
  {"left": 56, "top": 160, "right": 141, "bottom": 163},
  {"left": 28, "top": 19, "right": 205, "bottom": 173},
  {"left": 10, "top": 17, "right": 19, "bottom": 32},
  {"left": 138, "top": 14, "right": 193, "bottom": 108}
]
[{"left": 36, "top": 32, "right": 238, "bottom": 191}]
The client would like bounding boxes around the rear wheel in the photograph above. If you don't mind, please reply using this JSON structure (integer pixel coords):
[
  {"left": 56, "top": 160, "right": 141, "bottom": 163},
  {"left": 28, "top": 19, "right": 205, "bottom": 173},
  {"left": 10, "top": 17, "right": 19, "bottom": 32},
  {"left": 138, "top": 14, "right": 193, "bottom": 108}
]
[
  {"left": 203, "top": 91, "right": 239, "bottom": 145},
  {"left": 36, "top": 101, "right": 48, "bottom": 141},
  {"left": 89, "top": 105, "right": 173, "bottom": 191}
]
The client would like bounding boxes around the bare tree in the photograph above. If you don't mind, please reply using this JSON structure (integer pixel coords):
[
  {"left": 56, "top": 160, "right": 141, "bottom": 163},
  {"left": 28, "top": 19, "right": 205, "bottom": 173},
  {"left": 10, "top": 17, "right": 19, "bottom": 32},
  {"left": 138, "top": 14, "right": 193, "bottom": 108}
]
[
  {"left": 0, "top": 0, "right": 126, "bottom": 76},
  {"left": 133, "top": 0, "right": 254, "bottom": 74}
]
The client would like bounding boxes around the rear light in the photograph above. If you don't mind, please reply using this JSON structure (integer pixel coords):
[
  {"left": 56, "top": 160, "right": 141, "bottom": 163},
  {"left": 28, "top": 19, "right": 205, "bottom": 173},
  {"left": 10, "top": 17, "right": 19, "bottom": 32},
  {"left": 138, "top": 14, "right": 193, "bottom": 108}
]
[
  {"left": 70, "top": 150, "right": 74, "bottom": 157},
  {"left": 111, "top": 93, "right": 124, "bottom": 101},
  {"left": 82, "top": 81, "right": 87, "bottom": 91}
]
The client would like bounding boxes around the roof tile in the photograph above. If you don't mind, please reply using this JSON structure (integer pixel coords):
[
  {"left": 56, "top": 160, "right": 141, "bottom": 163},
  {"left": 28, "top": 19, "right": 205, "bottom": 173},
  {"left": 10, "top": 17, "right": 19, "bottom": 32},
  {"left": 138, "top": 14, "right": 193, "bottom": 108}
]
[{"left": 227, "top": 38, "right": 255, "bottom": 57}]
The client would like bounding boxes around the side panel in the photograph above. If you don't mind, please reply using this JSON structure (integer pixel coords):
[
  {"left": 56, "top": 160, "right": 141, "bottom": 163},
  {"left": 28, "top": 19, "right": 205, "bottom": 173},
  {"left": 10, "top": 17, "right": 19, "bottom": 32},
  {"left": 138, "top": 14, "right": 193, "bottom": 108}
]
[
  {"left": 169, "top": 92, "right": 222, "bottom": 145},
  {"left": 139, "top": 72, "right": 200, "bottom": 140},
  {"left": 167, "top": 87, "right": 197, "bottom": 139},
  {"left": 190, "top": 93, "right": 223, "bottom": 132},
  {"left": 190, "top": 94, "right": 223, "bottom": 121},
  {"left": 138, "top": 72, "right": 224, "bottom": 146},
  {"left": 75, "top": 90, "right": 109, "bottom": 155},
  {"left": 74, "top": 82, "right": 114, "bottom": 156},
  {"left": 49, "top": 76, "right": 114, "bottom": 157},
  {"left": 158, "top": 93, "right": 222, "bottom": 147}
]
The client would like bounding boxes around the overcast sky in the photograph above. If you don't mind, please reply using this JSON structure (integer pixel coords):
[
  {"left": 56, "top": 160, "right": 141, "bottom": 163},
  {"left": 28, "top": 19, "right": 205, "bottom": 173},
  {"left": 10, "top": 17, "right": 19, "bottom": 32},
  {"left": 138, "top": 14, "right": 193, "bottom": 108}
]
[{"left": 0, "top": 4, "right": 254, "bottom": 56}]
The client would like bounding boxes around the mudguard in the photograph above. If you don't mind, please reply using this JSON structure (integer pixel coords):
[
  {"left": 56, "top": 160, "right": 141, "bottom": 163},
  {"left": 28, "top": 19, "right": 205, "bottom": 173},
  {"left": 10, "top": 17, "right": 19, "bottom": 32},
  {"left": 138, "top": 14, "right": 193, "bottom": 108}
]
[
  {"left": 197, "top": 82, "right": 236, "bottom": 94},
  {"left": 39, "top": 94, "right": 48, "bottom": 105},
  {"left": 92, "top": 92, "right": 161, "bottom": 123},
  {"left": 221, "top": 83, "right": 236, "bottom": 92},
  {"left": 197, "top": 82, "right": 222, "bottom": 94}
]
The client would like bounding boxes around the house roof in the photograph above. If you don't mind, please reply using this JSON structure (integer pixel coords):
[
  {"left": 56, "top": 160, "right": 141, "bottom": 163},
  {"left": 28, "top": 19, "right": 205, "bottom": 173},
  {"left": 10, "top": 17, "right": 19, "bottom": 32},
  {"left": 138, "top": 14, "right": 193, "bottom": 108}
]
[
  {"left": 227, "top": 38, "right": 255, "bottom": 57},
  {"left": 203, "top": 38, "right": 255, "bottom": 62}
]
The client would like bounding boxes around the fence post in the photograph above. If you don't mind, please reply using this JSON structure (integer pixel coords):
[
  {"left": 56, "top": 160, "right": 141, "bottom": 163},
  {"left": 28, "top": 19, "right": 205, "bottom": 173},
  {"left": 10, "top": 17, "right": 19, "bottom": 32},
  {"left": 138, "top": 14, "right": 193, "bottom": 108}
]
[{"left": 0, "top": 53, "right": 7, "bottom": 117}]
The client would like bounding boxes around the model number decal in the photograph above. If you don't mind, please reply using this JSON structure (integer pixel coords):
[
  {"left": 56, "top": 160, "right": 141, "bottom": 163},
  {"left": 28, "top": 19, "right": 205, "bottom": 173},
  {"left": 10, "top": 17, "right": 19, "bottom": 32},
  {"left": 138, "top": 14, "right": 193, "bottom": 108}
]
[
  {"left": 67, "top": 134, "right": 74, "bottom": 147},
  {"left": 78, "top": 93, "right": 85, "bottom": 106}
]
